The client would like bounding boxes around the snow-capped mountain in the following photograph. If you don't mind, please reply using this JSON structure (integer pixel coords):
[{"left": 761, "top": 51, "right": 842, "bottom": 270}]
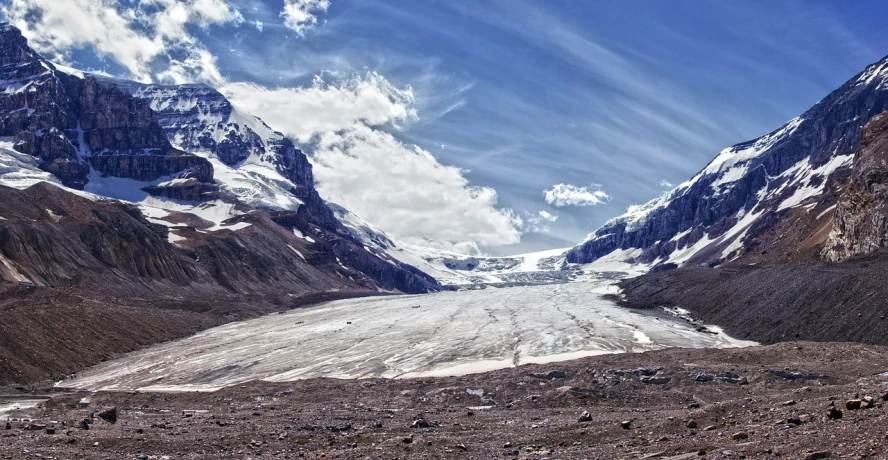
[{"left": 568, "top": 54, "right": 888, "bottom": 269}]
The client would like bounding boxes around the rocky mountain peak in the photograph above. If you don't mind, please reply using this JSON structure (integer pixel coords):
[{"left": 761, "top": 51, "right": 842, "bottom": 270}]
[{"left": 567, "top": 53, "right": 888, "bottom": 270}]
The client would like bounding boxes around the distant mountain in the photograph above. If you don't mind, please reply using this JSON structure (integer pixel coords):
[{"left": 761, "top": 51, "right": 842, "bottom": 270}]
[
  {"left": 568, "top": 55, "right": 888, "bottom": 269},
  {"left": 0, "top": 22, "right": 440, "bottom": 296}
]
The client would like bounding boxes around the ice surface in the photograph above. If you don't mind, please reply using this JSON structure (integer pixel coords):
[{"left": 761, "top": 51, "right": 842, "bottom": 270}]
[{"left": 57, "top": 280, "right": 756, "bottom": 392}]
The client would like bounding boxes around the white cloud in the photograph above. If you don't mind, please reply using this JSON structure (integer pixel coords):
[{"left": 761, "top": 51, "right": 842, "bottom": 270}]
[
  {"left": 222, "top": 72, "right": 416, "bottom": 143},
  {"left": 254, "top": 20, "right": 264, "bottom": 32},
  {"left": 308, "top": 122, "right": 522, "bottom": 248},
  {"left": 543, "top": 183, "right": 610, "bottom": 207},
  {"left": 659, "top": 179, "right": 674, "bottom": 189},
  {"left": 538, "top": 210, "right": 558, "bottom": 222},
  {"left": 280, "top": 0, "right": 329, "bottom": 36},
  {"left": 2, "top": 0, "right": 241, "bottom": 83}
]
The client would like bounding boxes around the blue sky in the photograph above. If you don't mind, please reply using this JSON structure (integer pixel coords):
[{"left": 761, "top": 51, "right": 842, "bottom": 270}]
[{"left": 4, "top": 0, "right": 888, "bottom": 254}]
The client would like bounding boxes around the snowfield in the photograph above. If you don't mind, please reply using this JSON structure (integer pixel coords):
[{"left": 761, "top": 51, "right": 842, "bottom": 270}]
[{"left": 58, "top": 280, "right": 755, "bottom": 392}]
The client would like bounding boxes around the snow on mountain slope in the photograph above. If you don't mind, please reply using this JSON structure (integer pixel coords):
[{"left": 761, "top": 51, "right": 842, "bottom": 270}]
[
  {"left": 74, "top": 78, "right": 313, "bottom": 214},
  {"left": 569, "top": 54, "right": 888, "bottom": 270}
]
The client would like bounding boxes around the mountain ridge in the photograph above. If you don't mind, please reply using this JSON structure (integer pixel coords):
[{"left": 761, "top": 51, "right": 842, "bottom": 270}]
[{"left": 568, "top": 53, "right": 888, "bottom": 270}]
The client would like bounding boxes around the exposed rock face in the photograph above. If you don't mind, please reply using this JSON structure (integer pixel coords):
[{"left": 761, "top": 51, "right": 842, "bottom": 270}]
[
  {"left": 822, "top": 113, "right": 888, "bottom": 261},
  {"left": 568, "top": 55, "right": 888, "bottom": 268},
  {"left": 0, "top": 24, "right": 213, "bottom": 189}
]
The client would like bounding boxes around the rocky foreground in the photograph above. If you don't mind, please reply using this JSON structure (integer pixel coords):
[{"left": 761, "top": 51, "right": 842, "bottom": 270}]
[{"left": 2, "top": 342, "right": 888, "bottom": 459}]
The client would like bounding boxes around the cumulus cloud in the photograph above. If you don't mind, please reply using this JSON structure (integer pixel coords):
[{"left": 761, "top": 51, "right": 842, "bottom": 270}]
[
  {"left": 538, "top": 210, "right": 558, "bottom": 222},
  {"left": 1, "top": 0, "right": 242, "bottom": 83},
  {"left": 543, "top": 183, "right": 610, "bottom": 207},
  {"left": 659, "top": 179, "right": 674, "bottom": 188},
  {"left": 222, "top": 72, "right": 417, "bottom": 143},
  {"left": 309, "top": 124, "right": 522, "bottom": 246},
  {"left": 280, "top": 0, "right": 329, "bottom": 36}
]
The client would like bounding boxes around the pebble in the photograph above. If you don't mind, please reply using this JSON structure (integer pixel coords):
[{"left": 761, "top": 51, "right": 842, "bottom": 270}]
[
  {"left": 686, "top": 420, "right": 697, "bottom": 429},
  {"left": 621, "top": 420, "right": 632, "bottom": 430},
  {"left": 578, "top": 411, "right": 592, "bottom": 423},
  {"left": 731, "top": 432, "right": 749, "bottom": 441},
  {"left": 845, "top": 399, "right": 862, "bottom": 410}
]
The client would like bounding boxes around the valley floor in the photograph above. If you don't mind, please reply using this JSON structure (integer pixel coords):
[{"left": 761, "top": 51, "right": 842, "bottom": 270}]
[{"left": 1, "top": 342, "right": 886, "bottom": 459}]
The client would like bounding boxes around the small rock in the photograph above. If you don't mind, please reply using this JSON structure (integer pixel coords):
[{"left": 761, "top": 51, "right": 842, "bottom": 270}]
[
  {"left": 781, "top": 400, "right": 796, "bottom": 406},
  {"left": 862, "top": 396, "right": 875, "bottom": 409},
  {"left": 640, "top": 376, "right": 671, "bottom": 385},
  {"left": 731, "top": 432, "right": 749, "bottom": 441},
  {"left": 804, "top": 451, "right": 831, "bottom": 460},
  {"left": 686, "top": 420, "right": 698, "bottom": 429},
  {"left": 97, "top": 407, "right": 118, "bottom": 424},
  {"left": 44, "top": 428, "right": 55, "bottom": 435},
  {"left": 578, "top": 411, "right": 592, "bottom": 423},
  {"left": 412, "top": 419, "right": 431, "bottom": 428},
  {"left": 137, "top": 455, "right": 149, "bottom": 460},
  {"left": 79, "top": 419, "right": 91, "bottom": 430},
  {"left": 827, "top": 406, "right": 843, "bottom": 420},
  {"left": 703, "top": 425, "right": 717, "bottom": 431},
  {"left": 620, "top": 420, "right": 632, "bottom": 430},
  {"left": 531, "top": 370, "right": 568, "bottom": 380},
  {"left": 402, "top": 435, "right": 414, "bottom": 444},
  {"left": 503, "top": 442, "right": 512, "bottom": 448},
  {"left": 4, "top": 422, "right": 10, "bottom": 430},
  {"left": 136, "top": 428, "right": 144, "bottom": 434},
  {"left": 787, "top": 414, "right": 802, "bottom": 425},
  {"left": 455, "top": 444, "right": 468, "bottom": 451},
  {"left": 882, "top": 391, "right": 888, "bottom": 401},
  {"left": 688, "top": 402, "right": 700, "bottom": 409},
  {"left": 845, "top": 399, "right": 862, "bottom": 410}
]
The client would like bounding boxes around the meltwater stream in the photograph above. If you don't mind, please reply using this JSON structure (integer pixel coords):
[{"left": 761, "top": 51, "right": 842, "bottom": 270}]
[{"left": 58, "top": 281, "right": 755, "bottom": 392}]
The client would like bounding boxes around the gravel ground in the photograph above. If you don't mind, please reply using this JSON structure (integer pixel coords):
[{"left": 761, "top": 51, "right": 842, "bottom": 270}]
[{"left": 2, "top": 342, "right": 888, "bottom": 459}]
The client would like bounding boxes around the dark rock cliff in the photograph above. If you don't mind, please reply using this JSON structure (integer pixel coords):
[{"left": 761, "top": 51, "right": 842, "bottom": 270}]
[
  {"left": 822, "top": 112, "right": 888, "bottom": 261},
  {"left": 0, "top": 24, "right": 213, "bottom": 189}
]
